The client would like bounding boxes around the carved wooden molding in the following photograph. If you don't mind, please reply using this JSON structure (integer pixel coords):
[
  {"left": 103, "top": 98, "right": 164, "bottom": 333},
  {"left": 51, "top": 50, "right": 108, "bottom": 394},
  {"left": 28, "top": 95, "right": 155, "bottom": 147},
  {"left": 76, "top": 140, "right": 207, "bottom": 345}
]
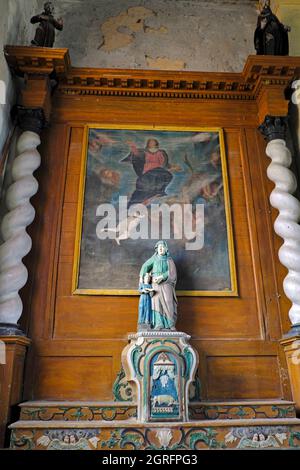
[
  {"left": 4, "top": 46, "right": 70, "bottom": 76},
  {"left": 0, "top": 335, "right": 31, "bottom": 346},
  {"left": 60, "top": 59, "right": 300, "bottom": 101},
  {"left": 4, "top": 46, "right": 300, "bottom": 101}
]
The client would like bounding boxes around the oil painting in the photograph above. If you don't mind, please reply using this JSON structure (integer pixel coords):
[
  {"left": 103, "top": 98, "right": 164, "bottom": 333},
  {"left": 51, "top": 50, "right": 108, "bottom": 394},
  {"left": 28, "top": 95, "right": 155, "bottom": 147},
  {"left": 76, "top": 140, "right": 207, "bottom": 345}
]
[{"left": 73, "top": 125, "right": 237, "bottom": 296}]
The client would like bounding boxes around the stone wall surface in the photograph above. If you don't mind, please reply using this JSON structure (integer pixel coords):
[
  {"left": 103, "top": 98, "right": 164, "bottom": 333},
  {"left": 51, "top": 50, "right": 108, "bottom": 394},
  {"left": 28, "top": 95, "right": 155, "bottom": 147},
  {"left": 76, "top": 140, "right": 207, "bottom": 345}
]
[
  {"left": 52, "top": 0, "right": 257, "bottom": 71},
  {"left": 271, "top": 0, "right": 300, "bottom": 56},
  {"left": 0, "top": 0, "right": 39, "bottom": 154},
  {"left": 2, "top": 1, "right": 300, "bottom": 155},
  {"left": 0, "top": 0, "right": 259, "bottom": 155}
]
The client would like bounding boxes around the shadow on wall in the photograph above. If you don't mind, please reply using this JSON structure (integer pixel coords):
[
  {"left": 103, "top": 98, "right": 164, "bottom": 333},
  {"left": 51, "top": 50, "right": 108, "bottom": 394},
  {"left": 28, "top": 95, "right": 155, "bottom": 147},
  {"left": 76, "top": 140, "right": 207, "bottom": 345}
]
[{"left": 5, "top": 0, "right": 39, "bottom": 45}]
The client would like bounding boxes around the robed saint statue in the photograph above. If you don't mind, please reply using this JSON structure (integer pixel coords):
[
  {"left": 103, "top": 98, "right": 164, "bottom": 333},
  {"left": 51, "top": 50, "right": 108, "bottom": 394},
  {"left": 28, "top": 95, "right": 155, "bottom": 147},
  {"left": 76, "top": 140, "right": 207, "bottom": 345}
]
[{"left": 139, "top": 241, "right": 178, "bottom": 330}]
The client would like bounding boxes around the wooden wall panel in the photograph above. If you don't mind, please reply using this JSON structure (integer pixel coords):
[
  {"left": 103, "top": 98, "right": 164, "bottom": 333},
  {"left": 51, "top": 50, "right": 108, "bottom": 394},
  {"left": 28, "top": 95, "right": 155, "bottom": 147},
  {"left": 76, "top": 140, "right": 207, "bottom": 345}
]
[
  {"left": 22, "top": 89, "right": 291, "bottom": 402},
  {"left": 29, "top": 339, "right": 126, "bottom": 401},
  {"left": 53, "top": 127, "right": 262, "bottom": 342},
  {"left": 206, "top": 356, "right": 282, "bottom": 399},
  {"left": 34, "top": 357, "right": 113, "bottom": 400},
  {"left": 53, "top": 97, "right": 259, "bottom": 128}
]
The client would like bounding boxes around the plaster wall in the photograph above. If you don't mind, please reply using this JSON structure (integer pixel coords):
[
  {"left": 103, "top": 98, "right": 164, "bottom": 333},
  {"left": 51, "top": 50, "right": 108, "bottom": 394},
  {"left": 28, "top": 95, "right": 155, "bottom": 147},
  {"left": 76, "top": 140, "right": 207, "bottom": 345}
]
[
  {"left": 272, "top": 0, "right": 300, "bottom": 56},
  {"left": 52, "top": 0, "right": 257, "bottom": 71},
  {"left": 0, "top": 0, "right": 38, "bottom": 154},
  {"left": 2, "top": 0, "right": 300, "bottom": 155}
]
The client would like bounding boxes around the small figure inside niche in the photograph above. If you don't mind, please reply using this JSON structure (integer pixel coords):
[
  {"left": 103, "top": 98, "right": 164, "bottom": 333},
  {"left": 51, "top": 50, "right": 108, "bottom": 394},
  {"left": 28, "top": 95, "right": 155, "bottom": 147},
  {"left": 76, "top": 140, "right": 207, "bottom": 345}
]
[
  {"left": 138, "top": 272, "right": 154, "bottom": 332},
  {"left": 31, "top": 2, "right": 63, "bottom": 47},
  {"left": 254, "top": 0, "right": 290, "bottom": 56}
]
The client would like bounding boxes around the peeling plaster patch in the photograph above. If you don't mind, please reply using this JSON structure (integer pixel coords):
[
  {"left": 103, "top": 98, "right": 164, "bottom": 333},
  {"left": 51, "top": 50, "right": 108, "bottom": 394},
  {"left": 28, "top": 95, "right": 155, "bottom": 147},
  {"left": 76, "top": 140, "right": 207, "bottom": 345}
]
[
  {"left": 143, "top": 14, "right": 168, "bottom": 34},
  {"left": 144, "top": 25, "right": 168, "bottom": 35},
  {"left": 52, "top": 0, "right": 258, "bottom": 72},
  {"left": 100, "top": 6, "right": 155, "bottom": 52},
  {"left": 145, "top": 55, "right": 186, "bottom": 70}
]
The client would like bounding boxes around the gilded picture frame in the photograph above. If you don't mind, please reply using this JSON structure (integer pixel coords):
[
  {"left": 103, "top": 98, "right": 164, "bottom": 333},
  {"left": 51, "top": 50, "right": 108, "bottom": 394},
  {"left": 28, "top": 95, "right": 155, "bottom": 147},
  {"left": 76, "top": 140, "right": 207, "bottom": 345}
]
[{"left": 72, "top": 124, "right": 237, "bottom": 296}]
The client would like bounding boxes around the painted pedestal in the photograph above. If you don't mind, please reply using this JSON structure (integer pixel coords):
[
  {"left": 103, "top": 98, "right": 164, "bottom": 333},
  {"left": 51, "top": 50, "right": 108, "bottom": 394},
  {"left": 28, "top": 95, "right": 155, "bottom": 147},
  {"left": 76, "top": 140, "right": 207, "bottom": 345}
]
[
  {"left": 121, "top": 331, "right": 199, "bottom": 423},
  {"left": 281, "top": 335, "right": 300, "bottom": 414}
]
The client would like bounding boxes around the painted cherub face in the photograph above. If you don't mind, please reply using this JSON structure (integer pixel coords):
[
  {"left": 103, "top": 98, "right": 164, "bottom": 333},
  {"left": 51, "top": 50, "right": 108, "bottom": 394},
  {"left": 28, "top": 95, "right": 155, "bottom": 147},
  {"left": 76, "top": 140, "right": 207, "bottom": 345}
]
[
  {"left": 157, "top": 243, "right": 166, "bottom": 256},
  {"left": 144, "top": 272, "right": 152, "bottom": 284}
]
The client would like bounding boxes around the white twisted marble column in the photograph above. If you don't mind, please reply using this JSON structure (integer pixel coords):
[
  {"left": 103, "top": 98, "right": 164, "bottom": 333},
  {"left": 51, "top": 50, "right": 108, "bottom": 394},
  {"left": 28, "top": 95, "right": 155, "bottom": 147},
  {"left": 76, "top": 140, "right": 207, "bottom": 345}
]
[
  {"left": 0, "top": 130, "right": 41, "bottom": 335},
  {"left": 260, "top": 116, "right": 300, "bottom": 335}
]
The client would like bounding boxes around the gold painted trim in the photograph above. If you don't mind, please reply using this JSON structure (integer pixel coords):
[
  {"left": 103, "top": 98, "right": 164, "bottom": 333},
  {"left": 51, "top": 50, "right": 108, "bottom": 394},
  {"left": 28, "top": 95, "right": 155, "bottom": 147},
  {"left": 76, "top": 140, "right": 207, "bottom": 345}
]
[
  {"left": 71, "top": 125, "right": 89, "bottom": 294},
  {"left": 72, "top": 124, "right": 238, "bottom": 297}
]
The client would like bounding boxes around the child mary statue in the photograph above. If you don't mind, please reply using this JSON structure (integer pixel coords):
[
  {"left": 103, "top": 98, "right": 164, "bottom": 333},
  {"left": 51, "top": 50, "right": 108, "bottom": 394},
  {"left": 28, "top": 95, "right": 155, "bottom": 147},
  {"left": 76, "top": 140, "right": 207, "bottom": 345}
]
[{"left": 138, "top": 272, "right": 154, "bottom": 331}]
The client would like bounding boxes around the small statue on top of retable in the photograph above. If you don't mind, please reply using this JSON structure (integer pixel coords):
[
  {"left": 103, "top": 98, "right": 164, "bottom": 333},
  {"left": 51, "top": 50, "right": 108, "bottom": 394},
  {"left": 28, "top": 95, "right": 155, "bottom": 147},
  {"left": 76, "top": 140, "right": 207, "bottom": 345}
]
[
  {"left": 31, "top": 2, "right": 63, "bottom": 48},
  {"left": 254, "top": 0, "right": 290, "bottom": 56}
]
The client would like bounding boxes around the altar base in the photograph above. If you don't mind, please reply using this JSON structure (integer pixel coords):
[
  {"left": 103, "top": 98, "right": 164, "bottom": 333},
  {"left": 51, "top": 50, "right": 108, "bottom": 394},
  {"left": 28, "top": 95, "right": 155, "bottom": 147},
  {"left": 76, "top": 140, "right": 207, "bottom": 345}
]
[
  {"left": 121, "top": 331, "right": 199, "bottom": 423},
  {"left": 8, "top": 400, "right": 300, "bottom": 450}
]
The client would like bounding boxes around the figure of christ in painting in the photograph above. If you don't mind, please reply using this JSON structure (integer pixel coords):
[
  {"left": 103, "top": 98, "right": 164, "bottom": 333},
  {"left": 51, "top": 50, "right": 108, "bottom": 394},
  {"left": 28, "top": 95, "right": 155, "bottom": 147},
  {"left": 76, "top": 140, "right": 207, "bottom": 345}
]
[
  {"left": 140, "top": 241, "right": 177, "bottom": 330},
  {"left": 138, "top": 273, "right": 155, "bottom": 331},
  {"left": 120, "top": 138, "right": 173, "bottom": 206}
]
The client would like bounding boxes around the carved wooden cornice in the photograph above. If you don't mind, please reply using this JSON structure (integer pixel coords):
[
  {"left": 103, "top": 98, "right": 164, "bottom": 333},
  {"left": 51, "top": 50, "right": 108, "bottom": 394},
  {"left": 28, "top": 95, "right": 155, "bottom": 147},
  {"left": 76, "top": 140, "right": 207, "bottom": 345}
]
[
  {"left": 4, "top": 45, "right": 70, "bottom": 76},
  {"left": 60, "top": 57, "right": 300, "bottom": 101},
  {"left": 4, "top": 46, "right": 300, "bottom": 101}
]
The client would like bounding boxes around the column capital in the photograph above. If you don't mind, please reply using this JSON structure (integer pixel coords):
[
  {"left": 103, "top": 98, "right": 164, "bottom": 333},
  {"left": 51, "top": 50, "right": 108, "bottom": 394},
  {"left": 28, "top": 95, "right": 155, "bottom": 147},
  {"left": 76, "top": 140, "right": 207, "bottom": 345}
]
[
  {"left": 258, "top": 115, "right": 289, "bottom": 142},
  {"left": 12, "top": 105, "right": 47, "bottom": 135},
  {"left": 0, "top": 322, "right": 27, "bottom": 337},
  {"left": 4, "top": 46, "right": 70, "bottom": 129}
]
